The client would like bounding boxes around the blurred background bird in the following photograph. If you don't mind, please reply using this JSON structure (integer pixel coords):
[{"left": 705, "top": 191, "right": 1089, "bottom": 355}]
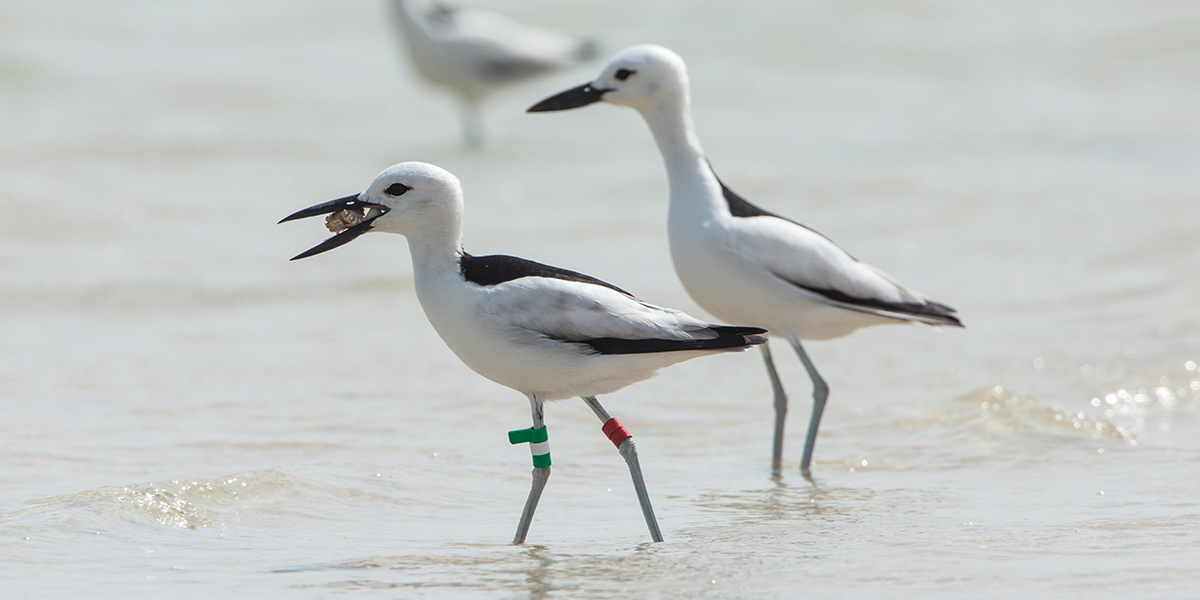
[{"left": 387, "top": 0, "right": 598, "bottom": 148}]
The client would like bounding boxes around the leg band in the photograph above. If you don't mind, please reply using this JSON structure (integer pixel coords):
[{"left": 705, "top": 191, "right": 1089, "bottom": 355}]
[
  {"left": 509, "top": 426, "right": 551, "bottom": 468},
  {"left": 601, "top": 418, "right": 632, "bottom": 448}
]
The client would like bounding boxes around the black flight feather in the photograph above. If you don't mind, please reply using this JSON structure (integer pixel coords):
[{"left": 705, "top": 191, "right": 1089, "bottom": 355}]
[
  {"left": 578, "top": 326, "right": 768, "bottom": 355},
  {"left": 788, "top": 282, "right": 963, "bottom": 326}
]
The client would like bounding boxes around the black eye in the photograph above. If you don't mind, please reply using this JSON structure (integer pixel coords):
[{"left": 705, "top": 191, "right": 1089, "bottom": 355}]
[
  {"left": 614, "top": 68, "right": 635, "bottom": 81},
  {"left": 385, "top": 183, "right": 410, "bottom": 196}
]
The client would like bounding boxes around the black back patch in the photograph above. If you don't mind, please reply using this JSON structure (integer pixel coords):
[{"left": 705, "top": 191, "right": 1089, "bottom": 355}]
[
  {"left": 708, "top": 161, "right": 857, "bottom": 261},
  {"left": 459, "top": 252, "right": 633, "bottom": 297},
  {"left": 708, "top": 161, "right": 790, "bottom": 220},
  {"left": 721, "top": 178, "right": 784, "bottom": 220}
]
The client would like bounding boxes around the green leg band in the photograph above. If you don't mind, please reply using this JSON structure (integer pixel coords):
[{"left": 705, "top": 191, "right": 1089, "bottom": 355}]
[{"left": 509, "top": 426, "right": 551, "bottom": 468}]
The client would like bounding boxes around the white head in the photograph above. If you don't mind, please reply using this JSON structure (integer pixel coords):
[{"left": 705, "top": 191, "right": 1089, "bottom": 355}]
[
  {"left": 527, "top": 44, "right": 690, "bottom": 115},
  {"left": 280, "top": 161, "right": 463, "bottom": 260}
]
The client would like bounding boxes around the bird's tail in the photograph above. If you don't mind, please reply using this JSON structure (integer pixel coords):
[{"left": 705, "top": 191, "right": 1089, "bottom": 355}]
[{"left": 703, "top": 325, "right": 769, "bottom": 352}]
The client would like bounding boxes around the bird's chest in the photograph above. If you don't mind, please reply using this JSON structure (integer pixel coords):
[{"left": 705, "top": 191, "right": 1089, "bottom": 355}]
[
  {"left": 668, "top": 220, "right": 747, "bottom": 293},
  {"left": 414, "top": 281, "right": 552, "bottom": 386}
]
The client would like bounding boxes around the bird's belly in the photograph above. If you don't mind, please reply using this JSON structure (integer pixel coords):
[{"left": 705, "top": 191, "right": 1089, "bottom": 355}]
[
  {"left": 410, "top": 50, "right": 490, "bottom": 97},
  {"left": 421, "top": 300, "right": 689, "bottom": 401}
]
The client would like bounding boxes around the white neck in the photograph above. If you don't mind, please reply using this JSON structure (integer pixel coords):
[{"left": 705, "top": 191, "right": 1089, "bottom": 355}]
[
  {"left": 404, "top": 214, "right": 465, "bottom": 294},
  {"left": 639, "top": 99, "right": 726, "bottom": 225}
]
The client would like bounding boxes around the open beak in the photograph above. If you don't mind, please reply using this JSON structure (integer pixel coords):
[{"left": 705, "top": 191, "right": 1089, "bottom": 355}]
[
  {"left": 279, "top": 194, "right": 389, "bottom": 260},
  {"left": 527, "top": 82, "right": 611, "bottom": 112}
]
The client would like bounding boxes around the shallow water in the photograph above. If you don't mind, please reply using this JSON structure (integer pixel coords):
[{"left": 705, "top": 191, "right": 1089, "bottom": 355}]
[{"left": 2, "top": 0, "right": 1199, "bottom": 597}]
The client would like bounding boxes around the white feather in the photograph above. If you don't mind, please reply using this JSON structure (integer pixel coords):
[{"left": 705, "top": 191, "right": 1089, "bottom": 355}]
[
  {"left": 480, "top": 277, "right": 716, "bottom": 344},
  {"left": 322, "top": 162, "right": 761, "bottom": 401}
]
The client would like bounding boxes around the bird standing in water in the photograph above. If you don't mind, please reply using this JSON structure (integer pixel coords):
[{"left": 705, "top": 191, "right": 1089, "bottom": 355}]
[
  {"left": 281, "top": 161, "right": 766, "bottom": 542},
  {"left": 529, "top": 45, "right": 963, "bottom": 478}
]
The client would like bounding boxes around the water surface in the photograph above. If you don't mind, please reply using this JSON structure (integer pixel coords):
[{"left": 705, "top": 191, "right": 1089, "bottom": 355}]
[{"left": 2, "top": 0, "right": 1199, "bottom": 597}]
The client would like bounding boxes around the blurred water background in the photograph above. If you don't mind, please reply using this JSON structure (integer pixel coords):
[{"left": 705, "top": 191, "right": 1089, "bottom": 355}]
[{"left": 2, "top": 0, "right": 1199, "bottom": 597}]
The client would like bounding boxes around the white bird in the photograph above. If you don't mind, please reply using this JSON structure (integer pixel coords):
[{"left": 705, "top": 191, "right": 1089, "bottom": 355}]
[
  {"left": 387, "top": 0, "right": 597, "bottom": 147},
  {"left": 528, "top": 45, "right": 963, "bottom": 478},
  {"left": 280, "top": 161, "right": 766, "bottom": 543}
]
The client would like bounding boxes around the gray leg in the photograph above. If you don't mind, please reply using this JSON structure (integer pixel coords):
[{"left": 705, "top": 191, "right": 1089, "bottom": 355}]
[
  {"left": 513, "top": 393, "right": 549, "bottom": 545},
  {"left": 513, "top": 468, "right": 549, "bottom": 545},
  {"left": 459, "top": 97, "right": 485, "bottom": 149},
  {"left": 788, "top": 336, "right": 828, "bottom": 477},
  {"left": 583, "top": 396, "right": 664, "bottom": 543},
  {"left": 760, "top": 343, "right": 788, "bottom": 475}
]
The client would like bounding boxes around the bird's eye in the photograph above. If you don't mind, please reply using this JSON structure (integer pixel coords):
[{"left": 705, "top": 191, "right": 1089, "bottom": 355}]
[
  {"left": 614, "top": 68, "right": 636, "bottom": 81},
  {"left": 385, "top": 183, "right": 410, "bottom": 196}
]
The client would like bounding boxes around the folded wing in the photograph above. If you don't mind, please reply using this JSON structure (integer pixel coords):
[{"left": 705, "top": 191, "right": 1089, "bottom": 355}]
[
  {"left": 725, "top": 215, "right": 961, "bottom": 326},
  {"left": 479, "top": 277, "right": 766, "bottom": 354}
]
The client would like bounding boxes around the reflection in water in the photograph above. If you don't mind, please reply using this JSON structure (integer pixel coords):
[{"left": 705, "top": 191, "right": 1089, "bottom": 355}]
[
  {"left": 519, "top": 545, "right": 554, "bottom": 600},
  {"left": 691, "top": 479, "right": 866, "bottom": 524}
]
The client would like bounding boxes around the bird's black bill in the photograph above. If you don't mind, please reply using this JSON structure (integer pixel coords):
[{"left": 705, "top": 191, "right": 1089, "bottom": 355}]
[
  {"left": 288, "top": 219, "right": 374, "bottom": 261},
  {"left": 280, "top": 194, "right": 388, "bottom": 261},
  {"left": 527, "top": 83, "right": 610, "bottom": 112}
]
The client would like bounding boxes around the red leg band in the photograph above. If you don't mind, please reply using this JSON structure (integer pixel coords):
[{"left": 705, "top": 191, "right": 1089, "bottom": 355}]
[{"left": 601, "top": 418, "right": 632, "bottom": 447}]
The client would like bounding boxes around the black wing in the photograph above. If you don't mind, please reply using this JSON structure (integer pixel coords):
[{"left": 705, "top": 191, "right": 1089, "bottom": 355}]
[
  {"left": 787, "top": 280, "right": 963, "bottom": 326},
  {"left": 579, "top": 326, "right": 768, "bottom": 355}
]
